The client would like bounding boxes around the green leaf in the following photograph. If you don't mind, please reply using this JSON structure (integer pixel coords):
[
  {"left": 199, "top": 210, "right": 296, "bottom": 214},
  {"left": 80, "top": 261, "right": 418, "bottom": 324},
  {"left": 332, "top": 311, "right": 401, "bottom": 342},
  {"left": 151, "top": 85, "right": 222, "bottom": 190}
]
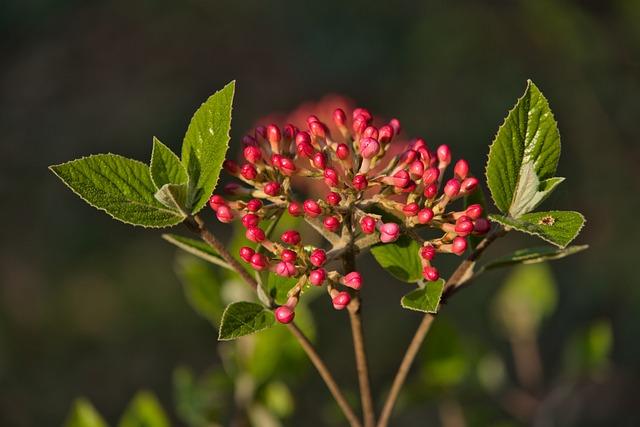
[
  {"left": 483, "top": 245, "right": 588, "bottom": 270},
  {"left": 118, "top": 391, "right": 170, "bottom": 427},
  {"left": 162, "top": 234, "right": 231, "bottom": 270},
  {"left": 218, "top": 301, "right": 275, "bottom": 341},
  {"left": 175, "top": 254, "right": 225, "bottom": 327},
  {"left": 64, "top": 398, "right": 108, "bottom": 427},
  {"left": 182, "top": 81, "right": 235, "bottom": 213},
  {"left": 154, "top": 183, "right": 189, "bottom": 214},
  {"left": 370, "top": 235, "right": 423, "bottom": 282},
  {"left": 489, "top": 211, "right": 585, "bottom": 248},
  {"left": 486, "top": 80, "right": 562, "bottom": 216},
  {"left": 50, "top": 154, "right": 185, "bottom": 227},
  {"left": 401, "top": 279, "right": 445, "bottom": 313},
  {"left": 261, "top": 272, "right": 298, "bottom": 305},
  {"left": 563, "top": 319, "right": 612, "bottom": 376},
  {"left": 150, "top": 137, "right": 188, "bottom": 189}
]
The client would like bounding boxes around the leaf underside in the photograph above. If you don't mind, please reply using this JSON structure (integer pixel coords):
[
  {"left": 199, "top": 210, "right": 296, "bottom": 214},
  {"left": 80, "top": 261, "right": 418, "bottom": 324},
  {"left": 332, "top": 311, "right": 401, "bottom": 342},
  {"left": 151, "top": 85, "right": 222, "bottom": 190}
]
[
  {"left": 489, "top": 211, "right": 585, "bottom": 248},
  {"left": 370, "top": 235, "right": 423, "bottom": 283},
  {"left": 483, "top": 245, "right": 589, "bottom": 270},
  {"left": 401, "top": 279, "right": 445, "bottom": 313}
]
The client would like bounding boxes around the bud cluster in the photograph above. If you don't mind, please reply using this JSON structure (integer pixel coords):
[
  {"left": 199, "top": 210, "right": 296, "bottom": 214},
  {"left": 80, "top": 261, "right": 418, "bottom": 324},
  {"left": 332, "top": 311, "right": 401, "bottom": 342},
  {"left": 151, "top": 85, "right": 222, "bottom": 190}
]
[{"left": 209, "top": 107, "right": 488, "bottom": 323}]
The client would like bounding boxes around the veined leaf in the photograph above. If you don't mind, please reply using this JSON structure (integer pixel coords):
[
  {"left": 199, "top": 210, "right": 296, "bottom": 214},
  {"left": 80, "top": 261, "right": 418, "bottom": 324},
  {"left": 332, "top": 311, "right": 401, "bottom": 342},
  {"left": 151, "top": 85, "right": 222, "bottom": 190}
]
[
  {"left": 150, "top": 137, "right": 188, "bottom": 189},
  {"left": 483, "top": 245, "right": 588, "bottom": 270},
  {"left": 486, "top": 80, "right": 562, "bottom": 217},
  {"left": 401, "top": 279, "right": 445, "bottom": 313},
  {"left": 489, "top": 211, "right": 585, "bottom": 248},
  {"left": 370, "top": 235, "right": 423, "bottom": 283},
  {"left": 118, "top": 391, "right": 170, "bottom": 427},
  {"left": 64, "top": 398, "right": 108, "bottom": 427},
  {"left": 50, "top": 154, "right": 185, "bottom": 227},
  {"left": 218, "top": 301, "right": 275, "bottom": 341},
  {"left": 154, "top": 183, "right": 189, "bottom": 214},
  {"left": 162, "top": 234, "right": 231, "bottom": 270},
  {"left": 261, "top": 272, "right": 298, "bottom": 306},
  {"left": 182, "top": 81, "right": 235, "bottom": 213}
]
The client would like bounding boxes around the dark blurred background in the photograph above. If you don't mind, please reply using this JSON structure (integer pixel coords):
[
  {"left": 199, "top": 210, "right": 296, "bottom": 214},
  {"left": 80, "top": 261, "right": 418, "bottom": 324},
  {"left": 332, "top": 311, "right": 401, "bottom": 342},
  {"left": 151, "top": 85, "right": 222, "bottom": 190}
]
[{"left": 2, "top": 0, "right": 639, "bottom": 426}]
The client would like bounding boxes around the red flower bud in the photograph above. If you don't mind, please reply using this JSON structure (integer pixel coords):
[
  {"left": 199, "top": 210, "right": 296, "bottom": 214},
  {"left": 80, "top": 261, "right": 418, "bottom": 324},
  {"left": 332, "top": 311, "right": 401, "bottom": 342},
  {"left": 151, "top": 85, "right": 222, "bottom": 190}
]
[
  {"left": 309, "top": 268, "right": 327, "bottom": 286},
  {"left": 241, "top": 213, "right": 260, "bottom": 228},
  {"left": 312, "top": 151, "right": 327, "bottom": 170},
  {"left": 461, "top": 177, "right": 478, "bottom": 193},
  {"left": 379, "top": 125, "right": 394, "bottom": 144},
  {"left": 324, "top": 167, "right": 339, "bottom": 187},
  {"left": 392, "top": 170, "right": 410, "bottom": 188},
  {"left": 342, "top": 272, "right": 362, "bottom": 290},
  {"left": 303, "top": 199, "right": 322, "bottom": 217},
  {"left": 420, "top": 245, "right": 436, "bottom": 261},
  {"left": 332, "top": 291, "right": 351, "bottom": 310},
  {"left": 208, "top": 195, "right": 227, "bottom": 212},
  {"left": 243, "top": 145, "right": 262, "bottom": 164},
  {"left": 255, "top": 126, "right": 267, "bottom": 139},
  {"left": 323, "top": 215, "right": 341, "bottom": 232},
  {"left": 239, "top": 246, "right": 255, "bottom": 262},
  {"left": 389, "top": 118, "right": 401, "bottom": 135},
  {"left": 360, "top": 216, "right": 376, "bottom": 234},
  {"left": 297, "top": 143, "right": 314, "bottom": 159},
  {"left": 223, "top": 159, "right": 239, "bottom": 174},
  {"left": 380, "top": 222, "right": 401, "bottom": 243},
  {"left": 422, "top": 167, "right": 440, "bottom": 185},
  {"left": 423, "top": 266, "right": 439, "bottom": 281},
  {"left": 465, "top": 204, "right": 483, "bottom": 220},
  {"left": 333, "top": 108, "right": 347, "bottom": 127},
  {"left": 267, "top": 124, "right": 281, "bottom": 143},
  {"left": 454, "top": 159, "right": 469, "bottom": 179},
  {"left": 444, "top": 179, "right": 461, "bottom": 198},
  {"left": 363, "top": 126, "right": 378, "bottom": 140},
  {"left": 309, "top": 121, "right": 326, "bottom": 138},
  {"left": 276, "top": 261, "right": 296, "bottom": 277},
  {"left": 326, "top": 191, "right": 341, "bottom": 206},
  {"left": 399, "top": 149, "right": 417, "bottom": 166},
  {"left": 240, "top": 163, "right": 258, "bottom": 180},
  {"left": 352, "top": 115, "right": 368, "bottom": 135},
  {"left": 409, "top": 160, "right": 425, "bottom": 179},
  {"left": 271, "top": 153, "right": 283, "bottom": 168},
  {"left": 288, "top": 202, "right": 303, "bottom": 217},
  {"left": 454, "top": 218, "right": 474, "bottom": 237},
  {"left": 473, "top": 218, "right": 491, "bottom": 235},
  {"left": 250, "top": 253, "right": 268, "bottom": 270},
  {"left": 283, "top": 124, "right": 297, "bottom": 141},
  {"left": 310, "top": 248, "right": 327, "bottom": 267},
  {"left": 423, "top": 184, "right": 438, "bottom": 199},
  {"left": 242, "top": 134, "right": 257, "bottom": 147},
  {"left": 306, "top": 115, "right": 320, "bottom": 125},
  {"left": 452, "top": 236, "right": 468, "bottom": 255},
  {"left": 352, "top": 108, "right": 372, "bottom": 122},
  {"left": 400, "top": 180, "right": 416, "bottom": 193},
  {"left": 413, "top": 138, "right": 426, "bottom": 151},
  {"left": 264, "top": 181, "right": 281, "bottom": 196},
  {"left": 352, "top": 174, "right": 368, "bottom": 191},
  {"left": 403, "top": 202, "right": 420, "bottom": 217},
  {"left": 223, "top": 183, "right": 243, "bottom": 195},
  {"left": 436, "top": 144, "right": 451, "bottom": 164},
  {"left": 417, "top": 208, "right": 434, "bottom": 224},
  {"left": 281, "top": 230, "right": 301, "bottom": 245},
  {"left": 336, "top": 143, "right": 350, "bottom": 160},
  {"left": 275, "top": 306, "right": 295, "bottom": 324},
  {"left": 281, "top": 249, "right": 297, "bottom": 262},
  {"left": 279, "top": 157, "right": 296, "bottom": 175},
  {"left": 216, "top": 205, "right": 234, "bottom": 223},
  {"left": 360, "top": 137, "right": 380, "bottom": 159},
  {"left": 246, "top": 226, "right": 266, "bottom": 243}
]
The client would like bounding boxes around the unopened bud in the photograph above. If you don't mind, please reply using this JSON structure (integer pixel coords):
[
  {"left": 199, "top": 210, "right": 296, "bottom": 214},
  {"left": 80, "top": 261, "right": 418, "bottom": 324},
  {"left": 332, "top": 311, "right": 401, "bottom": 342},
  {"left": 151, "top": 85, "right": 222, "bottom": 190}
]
[
  {"left": 461, "top": 177, "right": 478, "bottom": 193},
  {"left": 263, "top": 181, "right": 281, "bottom": 196},
  {"left": 303, "top": 199, "right": 322, "bottom": 217},
  {"left": 436, "top": 144, "right": 451, "bottom": 165},
  {"left": 454, "top": 159, "right": 469, "bottom": 179},
  {"left": 444, "top": 179, "right": 461, "bottom": 198},
  {"left": 309, "top": 268, "right": 326, "bottom": 286},
  {"left": 332, "top": 291, "right": 351, "bottom": 310},
  {"left": 452, "top": 236, "right": 468, "bottom": 255},
  {"left": 281, "top": 230, "right": 301, "bottom": 245},
  {"left": 465, "top": 204, "right": 483, "bottom": 220},
  {"left": 276, "top": 261, "right": 296, "bottom": 277},
  {"left": 243, "top": 145, "right": 262, "bottom": 164},
  {"left": 360, "top": 137, "right": 380, "bottom": 159},
  {"left": 403, "top": 203, "right": 420, "bottom": 217},
  {"left": 324, "top": 167, "right": 339, "bottom": 187},
  {"left": 241, "top": 213, "right": 260, "bottom": 228},
  {"left": 216, "top": 205, "right": 234, "bottom": 223},
  {"left": 288, "top": 202, "right": 303, "bottom": 217},
  {"left": 473, "top": 218, "right": 491, "bottom": 235},
  {"left": 239, "top": 246, "right": 255, "bottom": 262},
  {"left": 422, "top": 266, "right": 439, "bottom": 281},
  {"left": 280, "top": 249, "right": 297, "bottom": 262},
  {"left": 420, "top": 245, "right": 436, "bottom": 261},
  {"left": 342, "top": 272, "right": 362, "bottom": 290},
  {"left": 360, "top": 216, "right": 376, "bottom": 234},
  {"left": 223, "top": 159, "right": 239, "bottom": 174},
  {"left": 208, "top": 195, "right": 227, "bottom": 212},
  {"left": 246, "top": 226, "right": 266, "bottom": 243},
  {"left": 312, "top": 151, "right": 327, "bottom": 170},
  {"left": 379, "top": 222, "right": 401, "bottom": 243},
  {"left": 250, "top": 253, "right": 268, "bottom": 270},
  {"left": 240, "top": 163, "right": 258, "bottom": 180},
  {"left": 336, "top": 143, "right": 350, "bottom": 160},
  {"left": 275, "top": 306, "right": 295, "bottom": 324},
  {"left": 417, "top": 208, "right": 434, "bottom": 224},
  {"left": 326, "top": 191, "right": 341, "bottom": 206},
  {"left": 323, "top": 215, "right": 341, "bottom": 232},
  {"left": 352, "top": 174, "right": 368, "bottom": 191},
  {"left": 310, "top": 248, "right": 327, "bottom": 267}
]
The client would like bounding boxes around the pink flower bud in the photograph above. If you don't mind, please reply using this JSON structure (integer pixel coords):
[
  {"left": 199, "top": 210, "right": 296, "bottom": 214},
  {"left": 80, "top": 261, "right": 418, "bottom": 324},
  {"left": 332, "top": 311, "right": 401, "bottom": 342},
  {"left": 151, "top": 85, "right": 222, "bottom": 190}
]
[
  {"left": 342, "top": 272, "right": 362, "bottom": 290},
  {"left": 409, "top": 160, "right": 425, "bottom": 179},
  {"left": 333, "top": 108, "right": 347, "bottom": 127},
  {"left": 309, "top": 121, "right": 326, "bottom": 138},
  {"left": 422, "top": 167, "right": 440, "bottom": 185},
  {"left": 242, "top": 134, "right": 257, "bottom": 147},
  {"left": 353, "top": 108, "right": 372, "bottom": 122},
  {"left": 279, "top": 157, "right": 296, "bottom": 175},
  {"left": 336, "top": 143, "right": 350, "bottom": 160},
  {"left": 473, "top": 218, "right": 491, "bottom": 235},
  {"left": 281, "top": 249, "right": 297, "bottom": 262},
  {"left": 400, "top": 180, "right": 416, "bottom": 193},
  {"left": 264, "top": 181, "right": 281, "bottom": 196},
  {"left": 352, "top": 174, "right": 368, "bottom": 191},
  {"left": 352, "top": 115, "right": 368, "bottom": 135},
  {"left": 267, "top": 124, "right": 281, "bottom": 143},
  {"left": 392, "top": 170, "right": 410, "bottom": 188},
  {"left": 465, "top": 204, "right": 483, "bottom": 220},
  {"left": 223, "top": 183, "right": 243, "bottom": 195},
  {"left": 310, "top": 248, "right": 327, "bottom": 267},
  {"left": 399, "top": 149, "right": 417, "bottom": 166},
  {"left": 452, "top": 236, "right": 468, "bottom": 255},
  {"left": 241, "top": 213, "right": 260, "bottom": 228},
  {"left": 239, "top": 246, "right": 255, "bottom": 262},
  {"left": 379, "top": 125, "right": 394, "bottom": 144},
  {"left": 307, "top": 115, "right": 320, "bottom": 125},
  {"left": 240, "top": 163, "right": 258, "bottom": 180},
  {"left": 255, "top": 126, "right": 267, "bottom": 139},
  {"left": 283, "top": 124, "right": 297, "bottom": 141},
  {"left": 281, "top": 230, "right": 301, "bottom": 245},
  {"left": 360, "top": 216, "right": 376, "bottom": 234},
  {"left": 380, "top": 222, "right": 401, "bottom": 243},
  {"left": 303, "top": 199, "right": 322, "bottom": 217},
  {"left": 444, "top": 179, "right": 461, "bottom": 198},
  {"left": 417, "top": 208, "right": 434, "bottom": 224},
  {"left": 323, "top": 215, "right": 340, "bottom": 232},
  {"left": 288, "top": 202, "right": 303, "bottom": 217},
  {"left": 332, "top": 291, "right": 351, "bottom": 310},
  {"left": 323, "top": 167, "right": 339, "bottom": 187},
  {"left": 389, "top": 118, "right": 401, "bottom": 135},
  {"left": 312, "top": 151, "right": 327, "bottom": 170},
  {"left": 208, "top": 195, "right": 226, "bottom": 212},
  {"left": 423, "top": 266, "right": 439, "bottom": 281},
  {"left": 423, "top": 184, "right": 438, "bottom": 199},
  {"left": 403, "top": 202, "right": 420, "bottom": 217},
  {"left": 250, "top": 253, "right": 268, "bottom": 270},
  {"left": 309, "top": 268, "right": 327, "bottom": 286},
  {"left": 275, "top": 306, "right": 295, "bottom": 324},
  {"left": 326, "top": 191, "right": 341, "bottom": 206},
  {"left": 436, "top": 144, "right": 451, "bottom": 164},
  {"left": 360, "top": 137, "right": 380, "bottom": 159},
  {"left": 454, "top": 159, "right": 469, "bottom": 179},
  {"left": 243, "top": 145, "right": 262, "bottom": 164},
  {"left": 461, "top": 177, "right": 478, "bottom": 193},
  {"left": 223, "top": 159, "right": 239, "bottom": 174},
  {"left": 413, "top": 138, "right": 426, "bottom": 150},
  {"left": 246, "top": 226, "right": 266, "bottom": 243},
  {"left": 363, "top": 126, "right": 379, "bottom": 140},
  {"left": 276, "top": 261, "right": 296, "bottom": 277},
  {"left": 420, "top": 245, "right": 436, "bottom": 260},
  {"left": 454, "top": 217, "right": 474, "bottom": 237},
  {"left": 216, "top": 205, "right": 234, "bottom": 223},
  {"left": 271, "top": 154, "right": 283, "bottom": 168}
]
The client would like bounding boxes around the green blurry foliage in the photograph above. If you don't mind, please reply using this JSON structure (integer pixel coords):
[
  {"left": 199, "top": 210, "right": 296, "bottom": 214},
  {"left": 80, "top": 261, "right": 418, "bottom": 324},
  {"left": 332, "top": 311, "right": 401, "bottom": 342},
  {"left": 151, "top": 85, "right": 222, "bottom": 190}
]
[
  {"left": 118, "top": 392, "right": 170, "bottom": 427},
  {"left": 563, "top": 319, "right": 613, "bottom": 378},
  {"left": 64, "top": 399, "right": 108, "bottom": 427}
]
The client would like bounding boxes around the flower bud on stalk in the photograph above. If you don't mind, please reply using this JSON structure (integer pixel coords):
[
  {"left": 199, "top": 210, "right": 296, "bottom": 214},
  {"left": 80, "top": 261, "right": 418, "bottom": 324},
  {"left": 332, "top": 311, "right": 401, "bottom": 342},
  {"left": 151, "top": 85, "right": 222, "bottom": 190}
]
[
  {"left": 281, "top": 230, "right": 301, "bottom": 245},
  {"left": 216, "top": 205, "right": 234, "bottom": 223},
  {"left": 246, "top": 226, "right": 266, "bottom": 243},
  {"left": 288, "top": 202, "right": 303, "bottom": 217},
  {"left": 423, "top": 265, "right": 439, "bottom": 281},
  {"left": 352, "top": 174, "right": 368, "bottom": 191},
  {"left": 310, "top": 248, "right": 327, "bottom": 267},
  {"left": 379, "top": 222, "right": 400, "bottom": 243},
  {"left": 303, "top": 199, "right": 322, "bottom": 217},
  {"left": 267, "top": 124, "right": 281, "bottom": 154},
  {"left": 239, "top": 246, "right": 255, "bottom": 262},
  {"left": 275, "top": 305, "right": 295, "bottom": 324},
  {"left": 309, "top": 268, "right": 326, "bottom": 286},
  {"left": 332, "top": 291, "right": 352, "bottom": 310},
  {"left": 208, "top": 195, "right": 227, "bottom": 212},
  {"left": 360, "top": 216, "right": 376, "bottom": 234},
  {"left": 275, "top": 261, "right": 297, "bottom": 277},
  {"left": 326, "top": 191, "right": 341, "bottom": 206},
  {"left": 342, "top": 272, "right": 363, "bottom": 290},
  {"left": 323, "top": 215, "right": 341, "bottom": 232},
  {"left": 250, "top": 253, "right": 268, "bottom": 271}
]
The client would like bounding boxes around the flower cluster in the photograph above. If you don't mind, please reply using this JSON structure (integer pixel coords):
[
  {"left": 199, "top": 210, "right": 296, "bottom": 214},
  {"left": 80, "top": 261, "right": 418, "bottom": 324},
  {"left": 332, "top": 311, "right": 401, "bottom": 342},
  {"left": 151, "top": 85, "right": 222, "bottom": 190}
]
[{"left": 208, "top": 107, "right": 488, "bottom": 323}]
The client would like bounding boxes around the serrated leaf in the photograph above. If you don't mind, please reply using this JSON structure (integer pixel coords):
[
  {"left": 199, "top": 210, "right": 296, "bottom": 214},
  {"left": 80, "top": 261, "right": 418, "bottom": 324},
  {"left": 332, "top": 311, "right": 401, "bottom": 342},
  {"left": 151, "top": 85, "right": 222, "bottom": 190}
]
[
  {"left": 489, "top": 211, "right": 585, "bottom": 248},
  {"left": 163, "top": 234, "right": 231, "bottom": 270},
  {"left": 64, "top": 398, "right": 108, "bottom": 427},
  {"left": 370, "top": 235, "right": 423, "bottom": 283},
  {"left": 175, "top": 254, "right": 225, "bottom": 327},
  {"left": 182, "top": 81, "right": 235, "bottom": 213},
  {"left": 486, "top": 80, "right": 562, "bottom": 216},
  {"left": 260, "top": 272, "right": 298, "bottom": 305},
  {"left": 483, "top": 245, "right": 588, "bottom": 270},
  {"left": 118, "top": 391, "right": 170, "bottom": 427},
  {"left": 401, "top": 279, "right": 445, "bottom": 313},
  {"left": 218, "top": 301, "right": 274, "bottom": 341},
  {"left": 50, "top": 154, "right": 186, "bottom": 227},
  {"left": 150, "top": 137, "right": 188, "bottom": 189},
  {"left": 154, "top": 183, "right": 189, "bottom": 214}
]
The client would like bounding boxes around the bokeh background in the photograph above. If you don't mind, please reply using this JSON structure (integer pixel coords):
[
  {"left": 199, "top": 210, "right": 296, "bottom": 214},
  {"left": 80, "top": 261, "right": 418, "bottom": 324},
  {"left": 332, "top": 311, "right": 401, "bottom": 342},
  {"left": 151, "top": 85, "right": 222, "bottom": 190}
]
[{"left": 2, "top": 0, "right": 639, "bottom": 426}]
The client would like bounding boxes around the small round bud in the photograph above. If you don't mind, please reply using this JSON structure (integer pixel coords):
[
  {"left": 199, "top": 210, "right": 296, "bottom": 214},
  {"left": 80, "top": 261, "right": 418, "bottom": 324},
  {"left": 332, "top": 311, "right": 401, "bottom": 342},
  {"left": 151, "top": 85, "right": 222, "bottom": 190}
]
[
  {"left": 399, "top": 149, "right": 417, "bottom": 166},
  {"left": 271, "top": 154, "right": 283, "bottom": 169},
  {"left": 392, "top": 170, "right": 410, "bottom": 188},
  {"left": 283, "top": 124, "right": 297, "bottom": 140},
  {"left": 461, "top": 177, "right": 479, "bottom": 193},
  {"left": 276, "top": 261, "right": 296, "bottom": 277},
  {"left": 324, "top": 167, "right": 339, "bottom": 187},
  {"left": 241, "top": 213, "right": 260, "bottom": 228},
  {"left": 473, "top": 218, "right": 491, "bottom": 235},
  {"left": 352, "top": 174, "right": 368, "bottom": 191},
  {"left": 360, "top": 137, "right": 380, "bottom": 159},
  {"left": 336, "top": 143, "right": 350, "bottom": 160},
  {"left": 333, "top": 108, "right": 347, "bottom": 127},
  {"left": 216, "top": 205, "right": 234, "bottom": 223},
  {"left": 288, "top": 202, "right": 303, "bottom": 217},
  {"left": 309, "top": 268, "right": 326, "bottom": 286},
  {"left": 352, "top": 115, "right": 368, "bottom": 135},
  {"left": 417, "top": 208, "right": 434, "bottom": 224},
  {"left": 436, "top": 144, "right": 451, "bottom": 164},
  {"left": 454, "top": 218, "right": 474, "bottom": 237},
  {"left": 452, "top": 236, "right": 468, "bottom": 255},
  {"left": 255, "top": 126, "right": 267, "bottom": 139},
  {"left": 465, "top": 204, "right": 483, "bottom": 220},
  {"left": 413, "top": 138, "right": 426, "bottom": 150},
  {"left": 363, "top": 126, "right": 378, "bottom": 140},
  {"left": 422, "top": 167, "right": 440, "bottom": 185},
  {"left": 243, "top": 145, "right": 262, "bottom": 164},
  {"left": 326, "top": 191, "right": 341, "bottom": 206},
  {"left": 423, "top": 184, "right": 438, "bottom": 199},
  {"left": 246, "top": 226, "right": 266, "bottom": 243},
  {"left": 444, "top": 179, "right": 461, "bottom": 198},
  {"left": 312, "top": 151, "right": 327, "bottom": 170},
  {"left": 422, "top": 266, "right": 439, "bottom": 281},
  {"left": 380, "top": 222, "right": 401, "bottom": 243},
  {"left": 280, "top": 249, "right": 297, "bottom": 262},
  {"left": 332, "top": 291, "right": 351, "bottom": 310},
  {"left": 310, "top": 248, "right": 327, "bottom": 267},
  {"left": 360, "top": 216, "right": 376, "bottom": 234},
  {"left": 389, "top": 118, "right": 401, "bottom": 135},
  {"left": 323, "top": 215, "right": 340, "bottom": 232},
  {"left": 240, "top": 163, "right": 258, "bottom": 180},
  {"left": 306, "top": 115, "right": 320, "bottom": 125},
  {"left": 454, "top": 159, "right": 469, "bottom": 179},
  {"left": 379, "top": 125, "right": 394, "bottom": 144},
  {"left": 281, "top": 230, "right": 301, "bottom": 245},
  {"left": 409, "top": 160, "right": 425, "bottom": 179},
  {"left": 352, "top": 108, "right": 372, "bottom": 122},
  {"left": 267, "top": 124, "right": 281, "bottom": 143},
  {"left": 342, "top": 272, "right": 362, "bottom": 290},
  {"left": 223, "top": 159, "right": 239, "bottom": 174},
  {"left": 208, "top": 195, "right": 226, "bottom": 212},
  {"left": 278, "top": 157, "right": 296, "bottom": 175},
  {"left": 303, "top": 199, "right": 322, "bottom": 217},
  {"left": 239, "top": 246, "right": 255, "bottom": 262},
  {"left": 242, "top": 134, "right": 257, "bottom": 147},
  {"left": 420, "top": 245, "right": 436, "bottom": 260},
  {"left": 309, "top": 121, "right": 326, "bottom": 138},
  {"left": 250, "top": 253, "right": 268, "bottom": 271},
  {"left": 263, "top": 181, "right": 281, "bottom": 196},
  {"left": 275, "top": 306, "right": 295, "bottom": 324},
  {"left": 403, "top": 202, "right": 420, "bottom": 217}
]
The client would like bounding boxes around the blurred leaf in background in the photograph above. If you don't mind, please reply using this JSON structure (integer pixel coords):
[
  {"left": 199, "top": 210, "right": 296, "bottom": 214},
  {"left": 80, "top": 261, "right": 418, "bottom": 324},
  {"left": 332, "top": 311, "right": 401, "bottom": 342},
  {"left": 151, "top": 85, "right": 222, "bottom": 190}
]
[
  {"left": 64, "top": 399, "right": 108, "bottom": 427},
  {"left": 118, "top": 391, "right": 170, "bottom": 427}
]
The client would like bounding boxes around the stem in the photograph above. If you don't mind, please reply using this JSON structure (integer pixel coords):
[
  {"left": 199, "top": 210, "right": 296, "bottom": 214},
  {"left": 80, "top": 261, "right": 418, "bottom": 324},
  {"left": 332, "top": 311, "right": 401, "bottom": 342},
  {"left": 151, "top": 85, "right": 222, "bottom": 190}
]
[
  {"left": 377, "top": 228, "right": 507, "bottom": 427},
  {"left": 185, "top": 215, "right": 362, "bottom": 427}
]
